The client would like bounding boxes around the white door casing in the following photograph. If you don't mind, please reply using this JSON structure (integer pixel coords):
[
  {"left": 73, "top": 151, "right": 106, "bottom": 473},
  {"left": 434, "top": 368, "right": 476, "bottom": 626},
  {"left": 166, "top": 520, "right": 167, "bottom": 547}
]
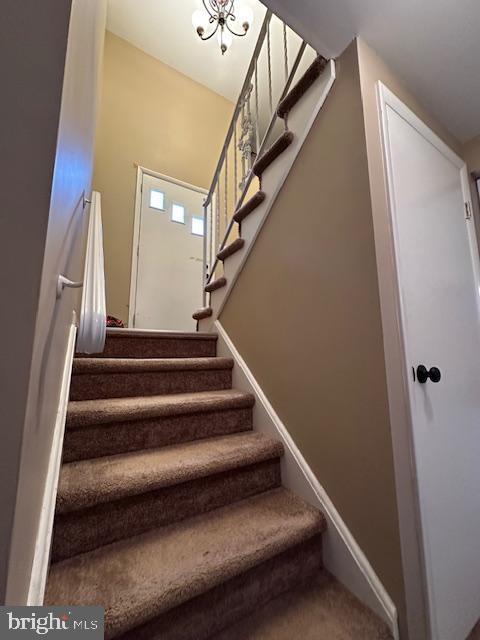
[
  {"left": 378, "top": 83, "right": 480, "bottom": 640},
  {"left": 129, "top": 168, "right": 206, "bottom": 331}
]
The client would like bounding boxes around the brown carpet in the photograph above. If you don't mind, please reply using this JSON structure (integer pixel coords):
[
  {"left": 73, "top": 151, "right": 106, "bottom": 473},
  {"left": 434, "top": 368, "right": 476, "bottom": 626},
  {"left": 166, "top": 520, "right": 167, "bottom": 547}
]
[
  {"left": 45, "top": 59, "right": 390, "bottom": 639},
  {"left": 468, "top": 620, "right": 480, "bottom": 639},
  {"left": 211, "top": 572, "right": 392, "bottom": 640},
  {"left": 45, "top": 328, "right": 395, "bottom": 639}
]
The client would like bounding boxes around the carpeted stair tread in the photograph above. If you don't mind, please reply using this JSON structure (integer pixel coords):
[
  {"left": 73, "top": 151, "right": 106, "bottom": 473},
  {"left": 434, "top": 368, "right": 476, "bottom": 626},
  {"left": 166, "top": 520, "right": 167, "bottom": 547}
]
[
  {"left": 205, "top": 277, "right": 227, "bottom": 293},
  {"left": 192, "top": 307, "right": 213, "bottom": 321},
  {"left": 252, "top": 131, "right": 294, "bottom": 178},
  {"left": 217, "top": 238, "right": 245, "bottom": 262},
  {"left": 210, "top": 572, "right": 392, "bottom": 640},
  {"left": 67, "top": 389, "right": 255, "bottom": 429},
  {"left": 106, "top": 328, "right": 217, "bottom": 339},
  {"left": 233, "top": 191, "right": 266, "bottom": 224},
  {"left": 56, "top": 432, "right": 284, "bottom": 513},
  {"left": 45, "top": 488, "right": 326, "bottom": 639},
  {"left": 78, "top": 329, "right": 218, "bottom": 359},
  {"left": 277, "top": 55, "right": 328, "bottom": 120},
  {"left": 72, "top": 356, "right": 232, "bottom": 375}
]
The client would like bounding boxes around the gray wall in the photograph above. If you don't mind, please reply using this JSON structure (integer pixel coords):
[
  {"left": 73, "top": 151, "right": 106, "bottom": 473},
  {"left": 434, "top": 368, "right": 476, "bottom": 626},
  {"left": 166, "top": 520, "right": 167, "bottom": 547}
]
[{"left": 0, "top": 0, "right": 106, "bottom": 603}]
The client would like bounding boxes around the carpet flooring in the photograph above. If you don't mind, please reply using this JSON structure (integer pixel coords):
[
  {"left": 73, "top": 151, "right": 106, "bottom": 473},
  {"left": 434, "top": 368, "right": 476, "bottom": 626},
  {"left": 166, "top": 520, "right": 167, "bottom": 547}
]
[{"left": 44, "top": 329, "right": 391, "bottom": 638}]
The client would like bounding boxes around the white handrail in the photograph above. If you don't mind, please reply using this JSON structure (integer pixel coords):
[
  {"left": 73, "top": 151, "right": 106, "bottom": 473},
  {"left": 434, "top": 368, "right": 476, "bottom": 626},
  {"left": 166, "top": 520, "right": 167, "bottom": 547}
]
[{"left": 77, "top": 190, "right": 106, "bottom": 353}]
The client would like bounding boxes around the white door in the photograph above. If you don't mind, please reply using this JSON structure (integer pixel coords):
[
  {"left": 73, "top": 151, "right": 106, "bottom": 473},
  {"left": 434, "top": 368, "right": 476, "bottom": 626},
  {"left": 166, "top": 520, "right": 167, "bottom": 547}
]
[
  {"left": 131, "top": 172, "right": 205, "bottom": 331},
  {"left": 379, "top": 84, "right": 480, "bottom": 640}
]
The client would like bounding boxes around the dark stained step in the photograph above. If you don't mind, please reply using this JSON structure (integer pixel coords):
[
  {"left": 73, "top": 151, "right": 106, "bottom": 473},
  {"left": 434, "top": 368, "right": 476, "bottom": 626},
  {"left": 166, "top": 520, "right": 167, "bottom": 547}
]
[
  {"left": 233, "top": 191, "right": 266, "bottom": 224},
  {"left": 205, "top": 277, "right": 227, "bottom": 293},
  {"left": 77, "top": 329, "right": 217, "bottom": 359},
  {"left": 69, "top": 357, "right": 233, "bottom": 401},
  {"left": 192, "top": 307, "right": 213, "bottom": 321},
  {"left": 64, "top": 390, "right": 255, "bottom": 462},
  {"left": 277, "top": 55, "right": 328, "bottom": 120},
  {"left": 252, "top": 131, "right": 294, "bottom": 178},
  {"left": 217, "top": 238, "right": 245, "bottom": 262}
]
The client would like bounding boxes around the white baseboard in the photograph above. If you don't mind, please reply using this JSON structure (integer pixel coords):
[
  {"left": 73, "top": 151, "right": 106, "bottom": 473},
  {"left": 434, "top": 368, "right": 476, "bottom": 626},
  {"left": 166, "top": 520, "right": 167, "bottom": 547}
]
[
  {"left": 215, "top": 319, "right": 399, "bottom": 640},
  {"left": 27, "top": 322, "right": 77, "bottom": 605}
]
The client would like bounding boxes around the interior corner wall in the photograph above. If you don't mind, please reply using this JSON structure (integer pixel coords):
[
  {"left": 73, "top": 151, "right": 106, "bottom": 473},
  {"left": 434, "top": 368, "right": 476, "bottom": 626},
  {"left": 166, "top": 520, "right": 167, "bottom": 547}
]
[
  {"left": 463, "top": 135, "right": 480, "bottom": 229},
  {"left": 92, "top": 31, "right": 234, "bottom": 323},
  {"left": 219, "top": 39, "right": 407, "bottom": 631},
  {"left": 1, "top": 0, "right": 107, "bottom": 604},
  {"left": 463, "top": 135, "right": 480, "bottom": 171}
]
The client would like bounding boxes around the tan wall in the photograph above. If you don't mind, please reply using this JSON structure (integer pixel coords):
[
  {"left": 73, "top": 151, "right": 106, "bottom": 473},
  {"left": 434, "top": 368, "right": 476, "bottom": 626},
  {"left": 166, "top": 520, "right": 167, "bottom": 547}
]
[
  {"left": 0, "top": 0, "right": 106, "bottom": 602},
  {"left": 464, "top": 134, "right": 480, "bottom": 171},
  {"left": 93, "top": 31, "right": 234, "bottom": 322},
  {"left": 219, "top": 40, "right": 407, "bottom": 629}
]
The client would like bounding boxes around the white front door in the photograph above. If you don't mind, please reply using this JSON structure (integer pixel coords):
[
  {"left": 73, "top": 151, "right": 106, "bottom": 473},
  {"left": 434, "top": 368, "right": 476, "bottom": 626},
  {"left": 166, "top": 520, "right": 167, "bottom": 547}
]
[
  {"left": 131, "top": 172, "right": 205, "bottom": 331},
  {"left": 379, "top": 84, "right": 480, "bottom": 640}
]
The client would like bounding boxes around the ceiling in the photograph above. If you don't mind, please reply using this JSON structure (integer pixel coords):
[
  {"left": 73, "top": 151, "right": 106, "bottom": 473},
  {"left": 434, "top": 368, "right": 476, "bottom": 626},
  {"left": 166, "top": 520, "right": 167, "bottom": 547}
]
[
  {"left": 107, "top": 0, "right": 266, "bottom": 102},
  {"left": 262, "top": 0, "right": 480, "bottom": 142}
]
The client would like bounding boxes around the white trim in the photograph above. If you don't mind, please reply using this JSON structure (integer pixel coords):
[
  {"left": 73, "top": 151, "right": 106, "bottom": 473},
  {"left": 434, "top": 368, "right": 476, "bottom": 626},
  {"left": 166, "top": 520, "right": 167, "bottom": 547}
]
[
  {"left": 377, "top": 81, "right": 478, "bottom": 640},
  {"left": 27, "top": 321, "right": 77, "bottom": 605},
  {"left": 214, "top": 319, "right": 399, "bottom": 639},
  {"left": 201, "top": 60, "right": 336, "bottom": 330},
  {"left": 128, "top": 167, "right": 208, "bottom": 328},
  {"left": 136, "top": 165, "right": 208, "bottom": 196},
  {"left": 76, "top": 190, "right": 106, "bottom": 353}
]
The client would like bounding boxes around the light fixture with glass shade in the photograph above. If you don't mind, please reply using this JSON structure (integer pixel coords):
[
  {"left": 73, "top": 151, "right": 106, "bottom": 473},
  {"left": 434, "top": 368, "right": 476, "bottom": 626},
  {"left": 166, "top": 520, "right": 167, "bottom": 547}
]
[{"left": 192, "top": 1, "right": 254, "bottom": 55}]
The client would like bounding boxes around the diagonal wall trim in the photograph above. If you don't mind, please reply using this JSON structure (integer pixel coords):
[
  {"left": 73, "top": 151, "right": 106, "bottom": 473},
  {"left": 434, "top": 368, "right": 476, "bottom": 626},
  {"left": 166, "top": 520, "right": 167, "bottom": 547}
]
[
  {"left": 214, "top": 319, "right": 399, "bottom": 639},
  {"left": 26, "top": 320, "right": 77, "bottom": 605}
]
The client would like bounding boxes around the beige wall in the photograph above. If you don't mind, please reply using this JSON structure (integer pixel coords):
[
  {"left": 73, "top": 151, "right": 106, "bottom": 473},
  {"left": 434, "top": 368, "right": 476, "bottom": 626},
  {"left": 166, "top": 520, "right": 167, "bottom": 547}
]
[
  {"left": 464, "top": 134, "right": 480, "bottom": 171},
  {"left": 219, "top": 40, "right": 408, "bottom": 631},
  {"left": 1, "top": 0, "right": 106, "bottom": 603},
  {"left": 93, "top": 31, "right": 233, "bottom": 322}
]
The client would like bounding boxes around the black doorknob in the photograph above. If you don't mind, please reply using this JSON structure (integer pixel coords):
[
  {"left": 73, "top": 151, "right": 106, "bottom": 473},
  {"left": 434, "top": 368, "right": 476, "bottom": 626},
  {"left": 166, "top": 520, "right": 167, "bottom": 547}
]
[{"left": 416, "top": 365, "right": 441, "bottom": 384}]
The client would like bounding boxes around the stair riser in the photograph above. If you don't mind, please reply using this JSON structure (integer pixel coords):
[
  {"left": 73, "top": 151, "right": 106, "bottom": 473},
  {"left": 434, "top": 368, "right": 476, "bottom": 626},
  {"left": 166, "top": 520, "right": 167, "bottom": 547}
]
[
  {"left": 52, "top": 460, "right": 281, "bottom": 562},
  {"left": 63, "top": 407, "right": 253, "bottom": 462},
  {"left": 77, "top": 337, "right": 217, "bottom": 359},
  {"left": 70, "top": 369, "right": 232, "bottom": 401},
  {"left": 117, "top": 534, "right": 323, "bottom": 640}
]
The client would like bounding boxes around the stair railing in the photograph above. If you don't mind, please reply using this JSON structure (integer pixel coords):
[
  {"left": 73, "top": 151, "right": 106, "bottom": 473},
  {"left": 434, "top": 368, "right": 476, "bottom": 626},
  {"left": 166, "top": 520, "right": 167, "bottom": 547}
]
[
  {"left": 202, "top": 11, "right": 315, "bottom": 304},
  {"left": 77, "top": 190, "right": 106, "bottom": 353}
]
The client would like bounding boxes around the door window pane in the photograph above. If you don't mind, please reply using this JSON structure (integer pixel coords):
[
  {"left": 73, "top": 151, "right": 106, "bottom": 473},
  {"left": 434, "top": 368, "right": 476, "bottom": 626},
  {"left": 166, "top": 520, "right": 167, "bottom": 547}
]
[
  {"left": 171, "top": 203, "right": 185, "bottom": 224},
  {"left": 191, "top": 216, "right": 204, "bottom": 236},
  {"left": 150, "top": 189, "right": 165, "bottom": 210}
]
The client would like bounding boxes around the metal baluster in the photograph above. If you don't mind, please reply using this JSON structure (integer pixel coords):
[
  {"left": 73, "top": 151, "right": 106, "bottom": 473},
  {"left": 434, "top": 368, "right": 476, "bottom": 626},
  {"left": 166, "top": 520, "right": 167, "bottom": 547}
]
[
  {"left": 254, "top": 61, "right": 260, "bottom": 150},
  {"left": 203, "top": 200, "right": 208, "bottom": 303},
  {"left": 234, "top": 118, "right": 238, "bottom": 206},
  {"left": 267, "top": 22, "right": 273, "bottom": 114},
  {"left": 209, "top": 200, "right": 213, "bottom": 277},
  {"left": 216, "top": 182, "right": 220, "bottom": 252},
  {"left": 283, "top": 23, "right": 289, "bottom": 82},
  {"left": 224, "top": 155, "right": 228, "bottom": 230}
]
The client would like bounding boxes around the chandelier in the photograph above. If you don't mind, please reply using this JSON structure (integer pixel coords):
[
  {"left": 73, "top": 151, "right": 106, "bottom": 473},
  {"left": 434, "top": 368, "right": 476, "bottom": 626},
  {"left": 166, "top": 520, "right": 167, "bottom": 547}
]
[{"left": 192, "top": 1, "right": 254, "bottom": 55}]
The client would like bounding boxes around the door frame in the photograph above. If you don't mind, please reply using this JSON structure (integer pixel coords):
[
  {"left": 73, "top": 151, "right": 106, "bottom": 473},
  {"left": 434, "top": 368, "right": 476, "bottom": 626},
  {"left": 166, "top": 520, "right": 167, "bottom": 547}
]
[
  {"left": 128, "top": 165, "right": 208, "bottom": 328},
  {"left": 377, "top": 81, "right": 479, "bottom": 639}
]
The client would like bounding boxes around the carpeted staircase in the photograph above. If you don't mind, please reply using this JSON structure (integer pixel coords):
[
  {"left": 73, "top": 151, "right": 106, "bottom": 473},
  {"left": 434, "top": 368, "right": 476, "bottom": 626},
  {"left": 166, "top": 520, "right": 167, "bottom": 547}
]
[{"left": 45, "top": 328, "right": 391, "bottom": 639}]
